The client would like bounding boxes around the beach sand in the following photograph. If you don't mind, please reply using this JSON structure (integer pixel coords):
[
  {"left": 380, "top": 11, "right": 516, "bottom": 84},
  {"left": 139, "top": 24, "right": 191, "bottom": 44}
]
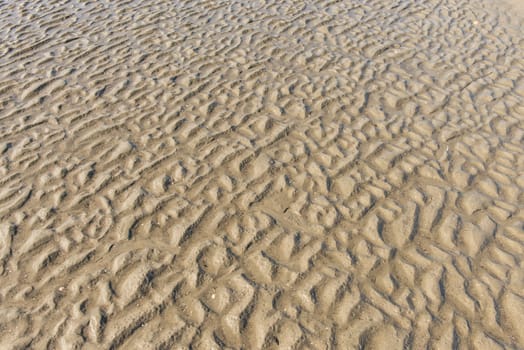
[{"left": 0, "top": 0, "right": 523, "bottom": 348}]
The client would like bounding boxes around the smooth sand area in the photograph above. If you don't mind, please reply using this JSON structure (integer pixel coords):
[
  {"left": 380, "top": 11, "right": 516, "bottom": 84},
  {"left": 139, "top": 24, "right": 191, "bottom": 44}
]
[
  {"left": 500, "top": 0, "right": 524, "bottom": 19},
  {"left": 0, "top": 0, "right": 523, "bottom": 349}
]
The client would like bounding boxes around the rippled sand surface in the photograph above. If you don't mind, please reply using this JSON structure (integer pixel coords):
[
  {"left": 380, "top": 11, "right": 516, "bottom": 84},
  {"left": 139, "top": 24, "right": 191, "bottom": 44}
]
[{"left": 0, "top": 0, "right": 523, "bottom": 348}]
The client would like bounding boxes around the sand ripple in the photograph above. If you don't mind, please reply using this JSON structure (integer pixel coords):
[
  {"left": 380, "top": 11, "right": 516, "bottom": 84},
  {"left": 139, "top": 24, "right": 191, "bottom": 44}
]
[{"left": 0, "top": 0, "right": 523, "bottom": 348}]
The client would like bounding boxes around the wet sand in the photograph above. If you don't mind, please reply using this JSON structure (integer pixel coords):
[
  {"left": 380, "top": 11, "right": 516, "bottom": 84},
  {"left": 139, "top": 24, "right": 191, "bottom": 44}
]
[{"left": 0, "top": 0, "right": 523, "bottom": 349}]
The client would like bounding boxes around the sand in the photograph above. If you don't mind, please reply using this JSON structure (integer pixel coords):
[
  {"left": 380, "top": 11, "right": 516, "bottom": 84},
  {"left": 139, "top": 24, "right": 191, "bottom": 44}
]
[{"left": 0, "top": 0, "right": 523, "bottom": 349}]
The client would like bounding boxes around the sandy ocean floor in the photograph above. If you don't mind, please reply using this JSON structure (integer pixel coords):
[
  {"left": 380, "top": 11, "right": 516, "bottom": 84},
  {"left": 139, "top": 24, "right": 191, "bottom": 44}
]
[{"left": 0, "top": 0, "right": 523, "bottom": 349}]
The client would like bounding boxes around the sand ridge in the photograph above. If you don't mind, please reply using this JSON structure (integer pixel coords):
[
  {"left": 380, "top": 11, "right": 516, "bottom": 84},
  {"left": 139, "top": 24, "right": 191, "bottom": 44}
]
[{"left": 0, "top": 0, "right": 523, "bottom": 349}]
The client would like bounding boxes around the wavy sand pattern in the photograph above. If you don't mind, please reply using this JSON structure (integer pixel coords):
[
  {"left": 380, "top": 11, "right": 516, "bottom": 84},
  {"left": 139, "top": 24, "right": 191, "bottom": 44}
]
[{"left": 0, "top": 0, "right": 523, "bottom": 349}]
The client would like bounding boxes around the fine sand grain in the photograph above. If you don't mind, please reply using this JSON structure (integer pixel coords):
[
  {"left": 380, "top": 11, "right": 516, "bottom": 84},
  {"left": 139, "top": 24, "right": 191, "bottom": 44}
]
[{"left": 0, "top": 0, "right": 523, "bottom": 349}]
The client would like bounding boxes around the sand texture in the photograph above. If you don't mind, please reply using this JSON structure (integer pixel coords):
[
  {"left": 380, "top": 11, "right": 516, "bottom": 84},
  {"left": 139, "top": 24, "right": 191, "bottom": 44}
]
[{"left": 0, "top": 0, "right": 523, "bottom": 349}]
